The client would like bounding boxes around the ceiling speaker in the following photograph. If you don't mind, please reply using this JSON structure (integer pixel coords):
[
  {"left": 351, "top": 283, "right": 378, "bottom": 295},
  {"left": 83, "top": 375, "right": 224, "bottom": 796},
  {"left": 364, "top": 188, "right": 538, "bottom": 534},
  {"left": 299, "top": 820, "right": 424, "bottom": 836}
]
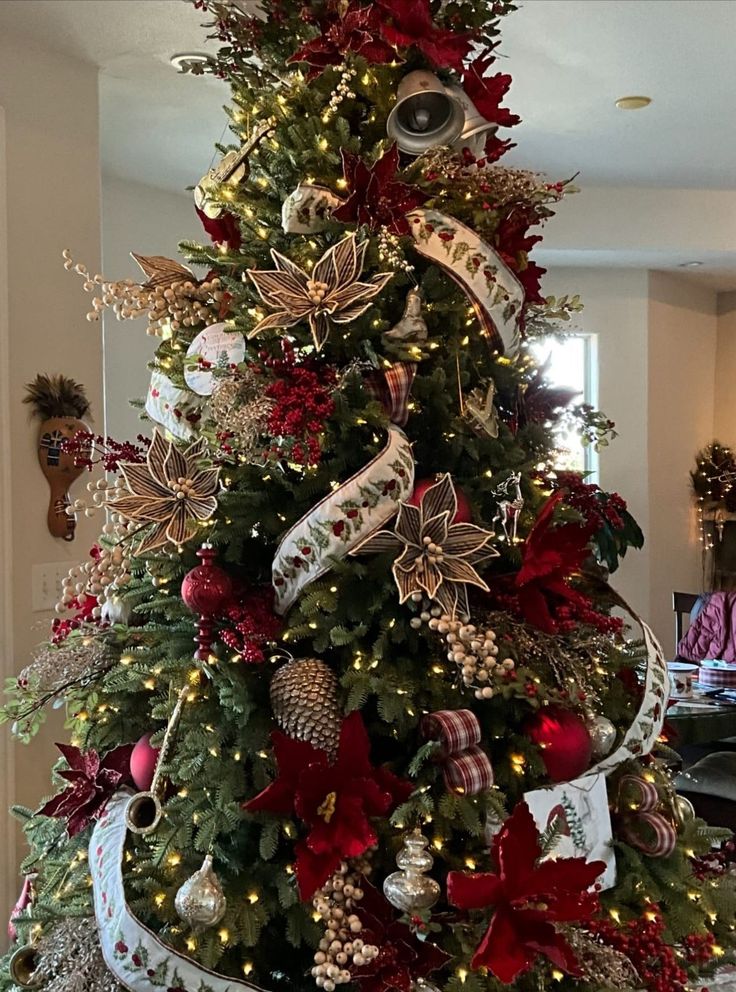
[{"left": 387, "top": 70, "right": 465, "bottom": 156}]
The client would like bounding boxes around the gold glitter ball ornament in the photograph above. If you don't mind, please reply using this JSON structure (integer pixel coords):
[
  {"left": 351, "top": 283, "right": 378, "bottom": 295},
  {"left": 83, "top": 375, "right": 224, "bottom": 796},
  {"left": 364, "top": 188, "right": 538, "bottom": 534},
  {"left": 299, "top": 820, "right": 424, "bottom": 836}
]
[
  {"left": 174, "top": 855, "right": 227, "bottom": 932},
  {"left": 270, "top": 658, "right": 341, "bottom": 757}
]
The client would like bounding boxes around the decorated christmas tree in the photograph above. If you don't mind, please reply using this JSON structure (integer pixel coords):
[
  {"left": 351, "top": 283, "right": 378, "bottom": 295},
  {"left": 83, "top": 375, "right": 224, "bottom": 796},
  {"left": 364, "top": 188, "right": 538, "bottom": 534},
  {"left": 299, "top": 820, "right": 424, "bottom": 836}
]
[{"left": 3, "top": 2, "right": 736, "bottom": 992}]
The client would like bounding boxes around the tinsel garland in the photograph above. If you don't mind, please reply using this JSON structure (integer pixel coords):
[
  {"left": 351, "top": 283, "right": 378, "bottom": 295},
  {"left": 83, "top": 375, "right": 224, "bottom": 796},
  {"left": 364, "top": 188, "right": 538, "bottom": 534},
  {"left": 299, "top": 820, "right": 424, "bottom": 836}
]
[{"left": 32, "top": 918, "right": 124, "bottom": 992}]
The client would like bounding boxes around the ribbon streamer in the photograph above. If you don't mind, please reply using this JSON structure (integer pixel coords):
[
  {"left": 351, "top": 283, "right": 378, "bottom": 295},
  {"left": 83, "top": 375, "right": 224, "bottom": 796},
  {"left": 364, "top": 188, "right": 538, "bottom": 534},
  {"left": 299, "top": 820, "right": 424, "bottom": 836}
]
[
  {"left": 272, "top": 425, "right": 414, "bottom": 614},
  {"left": 365, "top": 362, "right": 417, "bottom": 428},
  {"left": 587, "top": 610, "right": 668, "bottom": 777},
  {"left": 91, "top": 790, "right": 266, "bottom": 992},
  {"left": 421, "top": 709, "right": 494, "bottom": 795},
  {"left": 616, "top": 774, "right": 677, "bottom": 859},
  {"left": 406, "top": 208, "right": 524, "bottom": 355}
]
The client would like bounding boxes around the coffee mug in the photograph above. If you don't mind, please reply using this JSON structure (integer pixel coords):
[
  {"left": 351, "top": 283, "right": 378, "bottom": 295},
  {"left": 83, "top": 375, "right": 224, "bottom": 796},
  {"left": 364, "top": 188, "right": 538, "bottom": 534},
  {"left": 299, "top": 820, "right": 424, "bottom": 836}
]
[{"left": 667, "top": 662, "right": 699, "bottom": 700}]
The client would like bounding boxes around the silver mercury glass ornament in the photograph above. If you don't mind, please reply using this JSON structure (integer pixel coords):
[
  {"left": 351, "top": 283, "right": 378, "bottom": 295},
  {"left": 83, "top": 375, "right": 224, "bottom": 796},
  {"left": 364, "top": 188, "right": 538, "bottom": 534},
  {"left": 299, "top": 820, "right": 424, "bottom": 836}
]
[
  {"left": 174, "top": 855, "right": 227, "bottom": 932},
  {"left": 383, "top": 832, "right": 441, "bottom": 914},
  {"left": 587, "top": 714, "right": 617, "bottom": 759}
]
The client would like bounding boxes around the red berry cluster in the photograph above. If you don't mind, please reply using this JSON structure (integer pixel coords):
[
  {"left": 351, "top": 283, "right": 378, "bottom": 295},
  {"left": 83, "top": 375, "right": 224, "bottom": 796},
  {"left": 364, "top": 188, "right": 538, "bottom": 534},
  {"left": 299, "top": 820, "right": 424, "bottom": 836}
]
[
  {"left": 683, "top": 931, "right": 716, "bottom": 965},
  {"left": 219, "top": 587, "right": 282, "bottom": 663},
  {"left": 261, "top": 350, "right": 336, "bottom": 466},
  {"left": 587, "top": 910, "right": 689, "bottom": 992},
  {"left": 62, "top": 432, "right": 148, "bottom": 473},
  {"left": 50, "top": 593, "right": 99, "bottom": 645},
  {"left": 553, "top": 471, "right": 628, "bottom": 531},
  {"left": 691, "top": 836, "right": 736, "bottom": 879}
]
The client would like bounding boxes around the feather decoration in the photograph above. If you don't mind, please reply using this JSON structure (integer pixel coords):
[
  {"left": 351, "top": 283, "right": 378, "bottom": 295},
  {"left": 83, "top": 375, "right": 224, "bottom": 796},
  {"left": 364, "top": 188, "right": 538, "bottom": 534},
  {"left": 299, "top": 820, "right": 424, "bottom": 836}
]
[{"left": 23, "top": 374, "right": 91, "bottom": 420}]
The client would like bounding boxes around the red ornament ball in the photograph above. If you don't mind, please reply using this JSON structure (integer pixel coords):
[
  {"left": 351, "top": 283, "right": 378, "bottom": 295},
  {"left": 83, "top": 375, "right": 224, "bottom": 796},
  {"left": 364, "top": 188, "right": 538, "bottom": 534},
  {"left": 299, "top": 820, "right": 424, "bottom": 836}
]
[
  {"left": 181, "top": 545, "right": 233, "bottom": 616},
  {"left": 408, "top": 477, "right": 472, "bottom": 523},
  {"left": 130, "top": 733, "right": 160, "bottom": 792},
  {"left": 525, "top": 705, "right": 592, "bottom": 783}
]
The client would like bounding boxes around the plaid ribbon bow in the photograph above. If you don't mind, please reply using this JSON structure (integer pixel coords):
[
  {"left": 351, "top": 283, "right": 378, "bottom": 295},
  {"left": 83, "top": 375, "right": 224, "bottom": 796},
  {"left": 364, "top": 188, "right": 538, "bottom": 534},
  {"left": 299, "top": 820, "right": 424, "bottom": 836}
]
[
  {"left": 421, "top": 709, "right": 494, "bottom": 796},
  {"left": 616, "top": 774, "right": 677, "bottom": 858},
  {"left": 365, "top": 361, "right": 417, "bottom": 428}
]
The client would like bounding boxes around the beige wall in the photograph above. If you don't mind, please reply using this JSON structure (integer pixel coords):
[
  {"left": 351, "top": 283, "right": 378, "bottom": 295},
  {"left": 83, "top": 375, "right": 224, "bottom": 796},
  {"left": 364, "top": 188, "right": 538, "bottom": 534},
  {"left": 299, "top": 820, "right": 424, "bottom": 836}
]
[
  {"left": 715, "top": 292, "right": 736, "bottom": 440},
  {"left": 647, "top": 273, "right": 717, "bottom": 648},
  {"left": 543, "top": 267, "right": 722, "bottom": 653},
  {"left": 102, "top": 176, "right": 200, "bottom": 441},
  {"left": 0, "top": 33, "right": 103, "bottom": 912}
]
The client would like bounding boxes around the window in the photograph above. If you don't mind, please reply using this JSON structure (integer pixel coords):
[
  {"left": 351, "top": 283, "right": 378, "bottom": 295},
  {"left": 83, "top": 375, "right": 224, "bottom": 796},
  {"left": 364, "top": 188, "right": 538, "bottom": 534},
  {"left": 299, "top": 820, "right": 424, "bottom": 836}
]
[{"left": 528, "top": 334, "right": 598, "bottom": 478}]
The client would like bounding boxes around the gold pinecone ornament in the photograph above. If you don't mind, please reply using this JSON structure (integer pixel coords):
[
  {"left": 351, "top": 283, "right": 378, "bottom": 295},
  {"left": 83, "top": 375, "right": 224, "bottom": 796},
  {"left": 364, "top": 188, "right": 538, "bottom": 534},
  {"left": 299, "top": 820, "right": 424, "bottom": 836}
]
[{"left": 270, "top": 658, "right": 341, "bottom": 756}]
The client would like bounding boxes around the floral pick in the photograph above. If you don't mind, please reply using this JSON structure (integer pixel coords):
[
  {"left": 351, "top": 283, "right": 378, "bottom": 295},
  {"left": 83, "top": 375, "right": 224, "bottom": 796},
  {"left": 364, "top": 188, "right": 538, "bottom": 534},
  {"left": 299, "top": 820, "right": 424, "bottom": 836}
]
[
  {"left": 243, "top": 711, "right": 412, "bottom": 900},
  {"left": 353, "top": 473, "right": 497, "bottom": 619},
  {"left": 38, "top": 742, "right": 133, "bottom": 837},
  {"left": 332, "top": 144, "right": 429, "bottom": 237},
  {"left": 110, "top": 431, "right": 219, "bottom": 555},
  {"left": 447, "top": 800, "right": 604, "bottom": 983},
  {"left": 247, "top": 233, "right": 393, "bottom": 352}
]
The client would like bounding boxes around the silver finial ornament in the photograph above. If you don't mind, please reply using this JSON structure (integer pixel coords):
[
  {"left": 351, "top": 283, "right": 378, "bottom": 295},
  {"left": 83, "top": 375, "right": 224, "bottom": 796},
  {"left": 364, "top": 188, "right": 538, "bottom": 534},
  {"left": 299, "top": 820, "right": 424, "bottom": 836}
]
[
  {"left": 383, "top": 832, "right": 441, "bottom": 913},
  {"left": 174, "top": 855, "right": 227, "bottom": 932}
]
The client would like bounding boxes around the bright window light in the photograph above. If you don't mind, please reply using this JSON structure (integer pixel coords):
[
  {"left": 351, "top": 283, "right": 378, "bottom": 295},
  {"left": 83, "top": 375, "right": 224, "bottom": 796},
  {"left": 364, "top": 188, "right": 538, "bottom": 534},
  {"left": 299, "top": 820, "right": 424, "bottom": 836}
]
[{"left": 529, "top": 335, "right": 598, "bottom": 478}]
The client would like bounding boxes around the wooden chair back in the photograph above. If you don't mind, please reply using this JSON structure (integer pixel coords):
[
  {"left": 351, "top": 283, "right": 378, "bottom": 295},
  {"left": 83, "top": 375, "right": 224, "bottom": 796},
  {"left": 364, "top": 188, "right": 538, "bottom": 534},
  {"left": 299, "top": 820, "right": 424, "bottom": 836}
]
[{"left": 673, "top": 591, "right": 700, "bottom": 646}]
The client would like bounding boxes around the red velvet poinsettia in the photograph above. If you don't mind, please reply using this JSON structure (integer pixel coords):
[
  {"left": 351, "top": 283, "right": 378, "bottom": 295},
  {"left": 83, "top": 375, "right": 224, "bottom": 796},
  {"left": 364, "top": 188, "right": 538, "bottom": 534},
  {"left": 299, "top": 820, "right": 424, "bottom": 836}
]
[
  {"left": 494, "top": 209, "right": 545, "bottom": 304},
  {"left": 288, "top": 2, "right": 396, "bottom": 76},
  {"left": 447, "top": 801, "right": 604, "bottom": 983},
  {"left": 333, "top": 144, "right": 429, "bottom": 236},
  {"left": 244, "top": 712, "right": 413, "bottom": 899},
  {"left": 514, "top": 491, "right": 594, "bottom": 634},
  {"left": 195, "top": 205, "right": 242, "bottom": 251},
  {"left": 376, "top": 0, "right": 471, "bottom": 71},
  {"left": 39, "top": 742, "right": 133, "bottom": 837},
  {"left": 461, "top": 48, "right": 520, "bottom": 132},
  {"left": 350, "top": 879, "right": 449, "bottom": 992}
]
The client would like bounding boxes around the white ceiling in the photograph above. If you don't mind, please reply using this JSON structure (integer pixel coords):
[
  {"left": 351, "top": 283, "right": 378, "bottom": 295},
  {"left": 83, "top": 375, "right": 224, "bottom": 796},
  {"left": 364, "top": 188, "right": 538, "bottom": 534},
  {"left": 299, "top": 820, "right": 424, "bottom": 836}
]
[{"left": 1, "top": 0, "right": 735, "bottom": 282}]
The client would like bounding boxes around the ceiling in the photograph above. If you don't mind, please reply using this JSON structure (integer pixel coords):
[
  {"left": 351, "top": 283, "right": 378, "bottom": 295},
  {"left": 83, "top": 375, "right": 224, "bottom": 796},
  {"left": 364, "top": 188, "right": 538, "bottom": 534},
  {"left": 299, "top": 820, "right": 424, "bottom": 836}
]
[{"left": 0, "top": 0, "right": 735, "bottom": 282}]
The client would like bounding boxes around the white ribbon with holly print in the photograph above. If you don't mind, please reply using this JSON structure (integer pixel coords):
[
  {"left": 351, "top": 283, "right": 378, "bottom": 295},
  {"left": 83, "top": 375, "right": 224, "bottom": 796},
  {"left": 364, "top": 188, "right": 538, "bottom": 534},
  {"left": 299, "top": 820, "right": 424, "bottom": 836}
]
[
  {"left": 406, "top": 208, "right": 524, "bottom": 356},
  {"left": 91, "top": 789, "right": 266, "bottom": 992},
  {"left": 587, "top": 610, "right": 668, "bottom": 777},
  {"left": 272, "top": 425, "right": 414, "bottom": 615}
]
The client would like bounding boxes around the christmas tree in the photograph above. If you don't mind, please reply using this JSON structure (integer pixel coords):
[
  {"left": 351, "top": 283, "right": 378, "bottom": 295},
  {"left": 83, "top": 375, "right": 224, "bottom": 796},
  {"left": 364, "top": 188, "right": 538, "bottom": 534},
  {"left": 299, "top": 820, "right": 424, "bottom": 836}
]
[{"left": 3, "top": 2, "right": 736, "bottom": 992}]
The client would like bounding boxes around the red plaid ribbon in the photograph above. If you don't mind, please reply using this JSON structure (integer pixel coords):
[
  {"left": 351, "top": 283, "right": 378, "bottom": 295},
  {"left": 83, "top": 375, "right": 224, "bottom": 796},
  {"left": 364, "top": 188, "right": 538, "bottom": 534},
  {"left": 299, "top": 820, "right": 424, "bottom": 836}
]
[
  {"left": 617, "top": 774, "right": 677, "bottom": 858},
  {"left": 697, "top": 666, "right": 736, "bottom": 688},
  {"left": 365, "top": 362, "right": 417, "bottom": 428},
  {"left": 421, "top": 709, "right": 494, "bottom": 796}
]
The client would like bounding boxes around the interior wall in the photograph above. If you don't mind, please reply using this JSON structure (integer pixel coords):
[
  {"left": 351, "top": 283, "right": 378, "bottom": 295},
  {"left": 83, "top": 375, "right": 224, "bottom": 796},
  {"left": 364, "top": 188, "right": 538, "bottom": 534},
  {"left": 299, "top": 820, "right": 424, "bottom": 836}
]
[
  {"left": 647, "top": 272, "right": 717, "bottom": 650},
  {"left": 714, "top": 291, "right": 736, "bottom": 440},
  {"left": 540, "top": 267, "right": 652, "bottom": 623},
  {"left": 0, "top": 32, "right": 103, "bottom": 911},
  {"left": 101, "top": 175, "right": 201, "bottom": 441}
]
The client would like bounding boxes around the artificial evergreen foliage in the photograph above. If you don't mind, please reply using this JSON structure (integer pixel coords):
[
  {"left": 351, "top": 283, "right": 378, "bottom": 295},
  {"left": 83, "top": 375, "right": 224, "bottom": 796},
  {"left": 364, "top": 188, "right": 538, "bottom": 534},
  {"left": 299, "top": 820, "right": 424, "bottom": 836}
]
[{"left": 2, "top": 3, "right": 735, "bottom": 992}]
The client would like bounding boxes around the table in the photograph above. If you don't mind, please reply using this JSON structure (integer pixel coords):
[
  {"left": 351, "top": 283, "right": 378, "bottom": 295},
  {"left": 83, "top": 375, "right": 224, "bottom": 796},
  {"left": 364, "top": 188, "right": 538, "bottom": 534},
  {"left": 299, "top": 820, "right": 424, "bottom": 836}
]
[{"left": 667, "top": 703, "right": 736, "bottom": 746}]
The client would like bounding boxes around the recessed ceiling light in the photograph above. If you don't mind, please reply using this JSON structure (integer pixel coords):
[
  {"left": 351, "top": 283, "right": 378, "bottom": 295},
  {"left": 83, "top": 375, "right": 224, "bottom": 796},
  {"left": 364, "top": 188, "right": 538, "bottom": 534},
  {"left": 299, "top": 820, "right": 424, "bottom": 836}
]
[
  {"left": 679, "top": 261, "right": 703, "bottom": 268},
  {"left": 170, "top": 52, "right": 210, "bottom": 73},
  {"left": 615, "top": 95, "right": 652, "bottom": 110}
]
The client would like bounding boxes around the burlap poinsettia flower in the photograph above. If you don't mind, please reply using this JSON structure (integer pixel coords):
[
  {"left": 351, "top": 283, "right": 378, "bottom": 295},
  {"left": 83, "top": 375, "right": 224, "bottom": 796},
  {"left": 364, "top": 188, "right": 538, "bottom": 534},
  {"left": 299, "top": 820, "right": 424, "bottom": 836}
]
[
  {"left": 111, "top": 431, "right": 219, "bottom": 554},
  {"left": 353, "top": 474, "right": 497, "bottom": 618},
  {"left": 247, "top": 233, "right": 392, "bottom": 351}
]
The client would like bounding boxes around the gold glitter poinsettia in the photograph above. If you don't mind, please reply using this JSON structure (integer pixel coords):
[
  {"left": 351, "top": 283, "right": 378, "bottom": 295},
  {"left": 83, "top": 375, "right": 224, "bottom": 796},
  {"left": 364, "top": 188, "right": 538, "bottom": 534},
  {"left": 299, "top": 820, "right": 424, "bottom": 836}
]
[
  {"left": 353, "top": 474, "right": 498, "bottom": 618},
  {"left": 247, "top": 233, "right": 393, "bottom": 351},
  {"left": 111, "top": 431, "right": 219, "bottom": 554}
]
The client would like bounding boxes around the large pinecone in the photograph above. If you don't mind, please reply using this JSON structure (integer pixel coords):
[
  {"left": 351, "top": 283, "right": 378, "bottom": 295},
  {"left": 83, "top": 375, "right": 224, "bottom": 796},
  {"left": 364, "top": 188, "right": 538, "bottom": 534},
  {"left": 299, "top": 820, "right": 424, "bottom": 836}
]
[{"left": 270, "top": 658, "right": 342, "bottom": 757}]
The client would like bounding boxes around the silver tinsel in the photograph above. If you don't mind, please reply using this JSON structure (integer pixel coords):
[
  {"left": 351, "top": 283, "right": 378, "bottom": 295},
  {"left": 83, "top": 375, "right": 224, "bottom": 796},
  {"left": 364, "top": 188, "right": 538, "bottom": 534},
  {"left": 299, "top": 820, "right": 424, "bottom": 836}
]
[
  {"left": 209, "top": 372, "right": 273, "bottom": 461},
  {"left": 30, "top": 919, "right": 123, "bottom": 992},
  {"left": 19, "top": 637, "right": 112, "bottom": 694}
]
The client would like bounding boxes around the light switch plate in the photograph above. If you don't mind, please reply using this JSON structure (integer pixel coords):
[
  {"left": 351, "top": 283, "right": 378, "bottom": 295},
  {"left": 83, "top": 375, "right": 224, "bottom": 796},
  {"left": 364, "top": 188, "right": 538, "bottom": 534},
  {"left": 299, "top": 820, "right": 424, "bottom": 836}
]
[{"left": 31, "top": 562, "right": 70, "bottom": 613}]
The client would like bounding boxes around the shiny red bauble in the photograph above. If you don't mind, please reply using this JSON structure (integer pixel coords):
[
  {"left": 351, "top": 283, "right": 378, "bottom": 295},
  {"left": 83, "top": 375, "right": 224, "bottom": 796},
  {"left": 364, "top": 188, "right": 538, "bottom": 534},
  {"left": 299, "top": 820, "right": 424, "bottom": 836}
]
[
  {"left": 525, "top": 705, "right": 593, "bottom": 783},
  {"left": 130, "top": 733, "right": 160, "bottom": 792},
  {"left": 408, "top": 477, "right": 472, "bottom": 523},
  {"left": 181, "top": 545, "right": 233, "bottom": 616}
]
